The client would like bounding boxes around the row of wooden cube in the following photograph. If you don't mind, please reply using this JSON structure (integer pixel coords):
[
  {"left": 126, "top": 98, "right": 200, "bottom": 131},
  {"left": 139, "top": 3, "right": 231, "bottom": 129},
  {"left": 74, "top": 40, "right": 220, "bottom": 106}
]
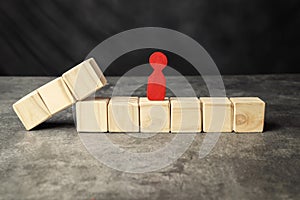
[
  {"left": 76, "top": 97, "right": 265, "bottom": 133},
  {"left": 13, "top": 58, "right": 107, "bottom": 130}
]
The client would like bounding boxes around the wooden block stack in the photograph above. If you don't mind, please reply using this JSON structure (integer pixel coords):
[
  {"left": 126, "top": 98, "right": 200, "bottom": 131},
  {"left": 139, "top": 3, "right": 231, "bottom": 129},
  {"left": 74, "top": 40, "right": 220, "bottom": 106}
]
[
  {"left": 170, "top": 97, "right": 201, "bottom": 132},
  {"left": 200, "top": 97, "right": 233, "bottom": 132},
  {"left": 230, "top": 97, "right": 265, "bottom": 132},
  {"left": 37, "top": 77, "right": 75, "bottom": 115},
  {"left": 62, "top": 58, "right": 107, "bottom": 100},
  {"left": 76, "top": 98, "right": 109, "bottom": 132},
  {"left": 13, "top": 91, "right": 52, "bottom": 130},
  {"left": 13, "top": 58, "right": 266, "bottom": 133},
  {"left": 108, "top": 97, "right": 139, "bottom": 132},
  {"left": 13, "top": 58, "right": 107, "bottom": 130},
  {"left": 139, "top": 97, "right": 170, "bottom": 133},
  {"left": 76, "top": 96, "right": 265, "bottom": 133}
]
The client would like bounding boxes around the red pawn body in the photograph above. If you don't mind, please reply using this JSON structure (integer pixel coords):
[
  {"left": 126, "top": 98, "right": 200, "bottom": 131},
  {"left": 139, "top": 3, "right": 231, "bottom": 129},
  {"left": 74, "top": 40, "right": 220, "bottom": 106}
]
[{"left": 147, "top": 52, "right": 168, "bottom": 101}]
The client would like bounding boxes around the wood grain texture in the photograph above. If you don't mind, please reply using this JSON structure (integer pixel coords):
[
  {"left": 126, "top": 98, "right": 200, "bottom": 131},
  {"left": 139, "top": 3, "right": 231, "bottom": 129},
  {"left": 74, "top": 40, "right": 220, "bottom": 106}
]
[
  {"left": 108, "top": 97, "right": 139, "bottom": 132},
  {"left": 139, "top": 97, "right": 170, "bottom": 133},
  {"left": 170, "top": 97, "right": 201, "bottom": 132},
  {"left": 62, "top": 58, "right": 107, "bottom": 100},
  {"left": 200, "top": 97, "right": 233, "bottom": 132},
  {"left": 37, "top": 77, "right": 75, "bottom": 115},
  {"left": 230, "top": 97, "right": 265, "bottom": 132},
  {"left": 12, "top": 90, "right": 52, "bottom": 130},
  {"left": 76, "top": 98, "right": 109, "bottom": 132}
]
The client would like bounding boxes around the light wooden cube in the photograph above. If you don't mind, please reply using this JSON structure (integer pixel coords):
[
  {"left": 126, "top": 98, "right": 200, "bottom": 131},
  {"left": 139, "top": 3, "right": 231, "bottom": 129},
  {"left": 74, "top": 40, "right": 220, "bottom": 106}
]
[
  {"left": 76, "top": 98, "right": 109, "bottom": 132},
  {"left": 37, "top": 77, "right": 75, "bottom": 115},
  {"left": 200, "top": 97, "right": 233, "bottom": 132},
  {"left": 13, "top": 91, "right": 52, "bottom": 130},
  {"left": 230, "top": 97, "right": 265, "bottom": 132},
  {"left": 62, "top": 58, "right": 107, "bottom": 100},
  {"left": 170, "top": 97, "right": 201, "bottom": 132},
  {"left": 139, "top": 97, "right": 170, "bottom": 133},
  {"left": 108, "top": 97, "right": 139, "bottom": 132}
]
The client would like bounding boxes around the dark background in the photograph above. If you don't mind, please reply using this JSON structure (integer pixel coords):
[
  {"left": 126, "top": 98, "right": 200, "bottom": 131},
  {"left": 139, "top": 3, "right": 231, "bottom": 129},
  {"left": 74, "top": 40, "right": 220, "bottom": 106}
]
[{"left": 0, "top": 0, "right": 299, "bottom": 76}]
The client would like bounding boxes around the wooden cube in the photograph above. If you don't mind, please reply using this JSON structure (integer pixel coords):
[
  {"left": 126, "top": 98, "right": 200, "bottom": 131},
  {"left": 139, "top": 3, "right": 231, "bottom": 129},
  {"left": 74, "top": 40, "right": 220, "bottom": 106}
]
[
  {"left": 76, "top": 98, "right": 109, "bottom": 132},
  {"left": 37, "top": 77, "right": 75, "bottom": 115},
  {"left": 139, "top": 97, "right": 170, "bottom": 133},
  {"left": 108, "top": 97, "right": 139, "bottom": 132},
  {"left": 62, "top": 58, "right": 107, "bottom": 100},
  {"left": 170, "top": 97, "right": 201, "bottom": 132},
  {"left": 200, "top": 97, "right": 233, "bottom": 132},
  {"left": 230, "top": 97, "right": 265, "bottom": 132},
  {"left": 13, "top": 91, "right": 52, "bottom": 130}
]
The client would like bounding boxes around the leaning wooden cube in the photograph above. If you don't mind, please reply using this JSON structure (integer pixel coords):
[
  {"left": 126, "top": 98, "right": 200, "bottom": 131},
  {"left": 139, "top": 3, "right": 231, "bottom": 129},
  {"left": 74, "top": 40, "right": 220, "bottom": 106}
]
[
  {"left": 139, "top": 97, "right": 170, "bottom": 133},
  {"left": 108, "top": 97, "right": 139, "bottom": 132},
  {"left": 200, "top": 97, "right": 233, "bottom": 132},
  {"left": 76, "top": 98, "right": 109, "bottom": 132},
  {"left": 170, "top": 97, "right": 201, "bottom": 132},
  {"left": 37, "top": 77, "right": 75, "bottom": 115},
  {"left": 62, "top": 58, "right": 107, "bottom": 100},
  {"left": 230, "top": 97, "right": 265, "bottom": 132},
  {"left": 13, "top": 91, "right": 52, "bottom": 130}
]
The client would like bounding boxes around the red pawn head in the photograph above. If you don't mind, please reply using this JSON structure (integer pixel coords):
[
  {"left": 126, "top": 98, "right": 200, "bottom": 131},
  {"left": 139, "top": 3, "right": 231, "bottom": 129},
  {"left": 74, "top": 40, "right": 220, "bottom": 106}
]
[
  {"left": 147, "top": 52, "right": 168, "bottom": 101},
  {"left": 149, "top": 52, "right": 168, "bottom": 71}
]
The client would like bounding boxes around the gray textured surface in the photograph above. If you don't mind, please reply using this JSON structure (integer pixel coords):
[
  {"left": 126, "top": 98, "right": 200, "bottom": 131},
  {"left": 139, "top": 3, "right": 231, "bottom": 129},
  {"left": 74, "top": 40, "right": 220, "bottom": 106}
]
[{"left": 0, "top": 75, "right": 299, "bottom": 200}]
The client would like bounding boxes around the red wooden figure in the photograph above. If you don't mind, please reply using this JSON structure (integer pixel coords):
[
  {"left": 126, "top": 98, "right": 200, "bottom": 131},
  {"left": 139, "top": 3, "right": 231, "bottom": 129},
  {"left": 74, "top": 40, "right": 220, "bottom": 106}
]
[{"left": 147, "top": 52, "right": 168, "bottom": 100}]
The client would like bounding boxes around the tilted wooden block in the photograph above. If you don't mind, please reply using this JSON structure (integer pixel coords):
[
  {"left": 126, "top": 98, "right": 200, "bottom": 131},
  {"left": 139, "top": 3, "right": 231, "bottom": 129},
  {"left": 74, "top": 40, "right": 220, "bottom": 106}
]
[
  {"left": 13, "top": 91, "right": 52, "bottom": 130},
  {"left": 13, "top": 58, "right": 108, "bottom": 130},
  {"left": 170, "top": 97, "right": 201, "bottom": 132},
  {"left": 139, "top": 97, "right": 170, "bottom": 133},
  {"left": 200, "top": 97, "right": 233, "bottom": 132},
  {"left": 62, "top": 58, "right": 107, "bottom": 100},
  {"left": 230, "top": 97, "right": 265, "bottom": 132},
  {"left": 37, "top": 77, "right": 75, "bottom": 115},
  {"left": 76, "top": 98, "right": 109, "bottom": 132},
  {"left": 108, "top": 97, "right": 139, "bottom": 132}
]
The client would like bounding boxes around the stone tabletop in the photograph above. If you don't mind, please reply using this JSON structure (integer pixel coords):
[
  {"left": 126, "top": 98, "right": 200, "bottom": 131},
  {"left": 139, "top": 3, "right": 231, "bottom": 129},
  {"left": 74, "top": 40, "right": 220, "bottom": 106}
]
[{"left": 0, "top": 75, "right": 299, "bottom": 200}]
